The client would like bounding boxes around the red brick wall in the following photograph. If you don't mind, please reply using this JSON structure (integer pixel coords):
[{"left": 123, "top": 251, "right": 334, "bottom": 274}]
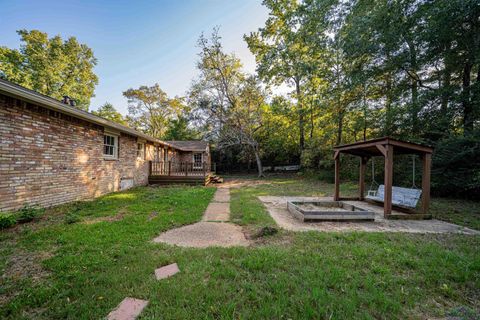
[{"left": 0, "top": 94, "right": 153, "bottom": 211}]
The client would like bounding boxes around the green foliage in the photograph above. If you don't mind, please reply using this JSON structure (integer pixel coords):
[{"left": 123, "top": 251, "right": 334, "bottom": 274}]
[
  {"left": 0, "top": 213, "right": 16, "bottom": 229},
  {"left": 163, "top": 116, "right": 198, "bottom": 140},
  {"left": 432, "top": 132, "right": 480, "bottom": 198},
  {"left": 92, "top": 102, "right": 128, "bottom": 126},
  {"left": 64, "top": 204, "right": 84, "bottom": 224},
  {"left": 123, "top": 84, "right": 185, "bottom": 138},
  {"left": 64, "top": 213, "right": 81, "bottom": 224},
  {"left": 232, "top": 0, "right": 480, "bottom": 197},
  {"left": 17, "top": 205, "right": 43, "bottom": 223},
  {"left": 0, "top": 29, "right": 98, "bottom": 110}
]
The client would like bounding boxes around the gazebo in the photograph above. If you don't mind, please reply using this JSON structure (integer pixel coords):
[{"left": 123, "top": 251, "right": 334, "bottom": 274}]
[{"left": 333, "top": 137, "right": 433, "bottom": 219}]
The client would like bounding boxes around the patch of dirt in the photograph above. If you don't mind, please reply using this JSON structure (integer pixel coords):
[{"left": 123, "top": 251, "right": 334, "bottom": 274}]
[
  {"left": 2, "top": 250, "right": 53, "bottom": 282},
  {"left": 1, "top": 249, "right": 54, "bottom": 305},
  {"left": 148, "top": 211, "right": 159, "bottom": 221},
  {"left": 82, "top": 213, "right": 125, "bottom": 225},
  {"left": 251, "top": 226, "right": 279, "bottom": 239},
  {"left": 242, "top": 226, "right": 293, "bottom": 247},
  {"left": 222, "top": 179, "right": 271, "bottom": 189}
]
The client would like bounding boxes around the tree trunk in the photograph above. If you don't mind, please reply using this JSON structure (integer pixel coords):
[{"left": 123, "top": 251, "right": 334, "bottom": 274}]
[
  {"left": 362, "top": 84, "right": 367, "bottom": 141},
  {"left": 473, "top": 65, "right": 480, "bottom": 126},
  {"left": 295, "top": 78, "right": 305, "bottom": 151},
  {"left": 407, "top": 38, "right": 419, "bottom": 133},
  {"left": 336, "top": 110, "right": 344, "bottom": 145},
  {"left": 310, "top": 96, "right": 314, "bottom": 139},
  {"left": 385, "top": 71, "right": 393, "bottom": 136},
  {"left": 253, "top": 145, "right": 264, "bottom": 178},
  {"left": 440, "top": 65, "right": 451, "bottom": 135},
  {"left": 462, "top": 62, "right": 473, "bottom": 136}
]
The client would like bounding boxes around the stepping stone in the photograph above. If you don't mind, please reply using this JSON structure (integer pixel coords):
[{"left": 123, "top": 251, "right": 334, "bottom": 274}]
[
  {"left": 202, "top": 202, "right": 230, "bottom": 222},
  {"left": 155, "top": 263, "right": 180, "bottom": 280},
  {"left": 107, "top": 297, "right": 148, "bottom": 320},
  {"left": 213, "top": 188, "right": 230, "bottom": 202}
]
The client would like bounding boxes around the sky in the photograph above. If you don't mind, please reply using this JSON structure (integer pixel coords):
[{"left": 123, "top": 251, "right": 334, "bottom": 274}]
[{"left": 0, "top": 0, "right": 270, "bottom": 114}]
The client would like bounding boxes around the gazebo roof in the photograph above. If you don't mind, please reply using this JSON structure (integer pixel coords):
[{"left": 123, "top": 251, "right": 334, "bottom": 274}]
[{"left": 334, "top": 137, "right": 433, "bottom": 157}]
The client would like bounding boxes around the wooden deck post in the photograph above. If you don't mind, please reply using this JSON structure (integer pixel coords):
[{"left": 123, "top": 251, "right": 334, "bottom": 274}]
[
  {"left": 168, "top": 161, "right": 171, "bottom": 176},
  {"left": 383, "top": 144, "right": 394, "bottom": 217},
  {"left": 334, "top": 151, "right": 340, "bottom": 201},
  {"left": 359, "top": 157, "right": 367, "bottom": 200},
  {"left": 421, "top": 153, "right": 431, "bottom": 215}
]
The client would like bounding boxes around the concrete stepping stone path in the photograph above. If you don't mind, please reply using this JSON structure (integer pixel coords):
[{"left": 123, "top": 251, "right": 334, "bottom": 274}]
[
  {"left": 153, "top": 187, "right": 250, "bottom": 248},
  {"left": 213, "top": 188, "right": 230, "bottom": 202},
  {"left": 155, "top": 263, "right": 180, "bottom": 280},
  {"left": 107, "top": 297, "right": 148, "bottom": 320},
  {"left": 202, "top": 202, "right": 230, "bottom": 222}
]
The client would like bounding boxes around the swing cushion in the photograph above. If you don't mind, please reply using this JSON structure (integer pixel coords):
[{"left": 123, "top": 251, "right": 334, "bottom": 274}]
[{"left": 366, "top": 185, "right": 422, "bottom": 208}]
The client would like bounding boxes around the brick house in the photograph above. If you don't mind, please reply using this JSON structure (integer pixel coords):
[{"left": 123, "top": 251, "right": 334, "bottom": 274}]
[{"left": 0, "top": 79, "right": 211, "bottom": 211}]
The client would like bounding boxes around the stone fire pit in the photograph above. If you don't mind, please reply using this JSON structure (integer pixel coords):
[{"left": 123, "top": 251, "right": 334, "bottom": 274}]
[{"left": 287, "top": 201, "right": 375, "bottom": 222}]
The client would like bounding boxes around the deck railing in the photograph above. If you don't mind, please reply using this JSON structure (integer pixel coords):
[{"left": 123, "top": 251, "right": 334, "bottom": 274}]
[{"left": 149, "top": 161, "right": 213, "bottom": 177}]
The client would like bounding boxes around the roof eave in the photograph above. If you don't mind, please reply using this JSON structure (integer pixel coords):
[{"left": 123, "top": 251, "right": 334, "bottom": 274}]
[{"left": 0, "top": 79, "right": 175, "bottom": 148}]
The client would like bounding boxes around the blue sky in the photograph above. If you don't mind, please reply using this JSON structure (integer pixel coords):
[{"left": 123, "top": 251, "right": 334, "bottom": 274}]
[{"left": 0, "top": 0, "right": 269, "bottom": 114}]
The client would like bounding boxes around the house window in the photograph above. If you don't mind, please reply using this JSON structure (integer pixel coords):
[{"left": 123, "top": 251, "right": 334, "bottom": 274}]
[
  {"left": 193, "top": 153, "right": 202, "bottom": 168},
  {"left": 103, "top": 134, "right": 118, "bottom": 159},
  {"left": 137, "top": 143, "right": 145, "bottom": 159}
]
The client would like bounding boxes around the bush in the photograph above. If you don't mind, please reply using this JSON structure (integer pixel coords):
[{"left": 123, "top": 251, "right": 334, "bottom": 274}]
[
  {"left": 17, "top": 205, "right": 43, "bottom": 223},
  {"left": 0, "top": 213, "right": 17, "bottom": 229},
  {"left": 65, "top": 212, "right": 81, "bottom": 224}
]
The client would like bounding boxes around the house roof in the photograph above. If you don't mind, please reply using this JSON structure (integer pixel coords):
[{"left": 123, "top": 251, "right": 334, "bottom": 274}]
[
  {"left": 0, "top": 78, "right": 177, "bottom": 148},
  {"left": 165, "top": 140, "right": 209, "bottom": 152}
]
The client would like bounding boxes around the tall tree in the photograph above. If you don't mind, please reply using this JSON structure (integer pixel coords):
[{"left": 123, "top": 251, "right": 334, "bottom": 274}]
[
  {"left": 92, "top": 102, "right": 128, "bottom": 126},
  {"left": 245, "top": 0, "right": 315, "bottom": 153},
  {"left": 0, "top": 29, "right": 98, "bottom": 110},
  {"left": 164, "top": 116, "right": 198, "bottom": 140},
  {"left": 191, "top": 30, "right": 266, "bottom": 177},
  {"left": 123, "top": 84, "right": 182, "bottom": 139}
]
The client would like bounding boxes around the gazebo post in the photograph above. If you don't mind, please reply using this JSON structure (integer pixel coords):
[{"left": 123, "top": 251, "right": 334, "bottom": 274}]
[
  {"left": 383, "top": 145, "right": 394, "bottom": 217},
  {"left": 334, "top": 151, "right": 340, "bottom": 201},
  {"left": 421, "top": 153, "right": 431, "bottom": 215},
  {"left": 359, "top": 156, "right": 368, "bottom": 200}
]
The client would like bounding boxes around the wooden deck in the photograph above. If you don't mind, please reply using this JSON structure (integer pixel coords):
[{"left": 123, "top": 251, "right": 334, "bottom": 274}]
[{"left": 148, "top": 161, "right": 213, "bottom": 186}]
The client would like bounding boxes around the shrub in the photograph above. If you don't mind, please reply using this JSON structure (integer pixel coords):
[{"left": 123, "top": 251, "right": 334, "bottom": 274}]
[
  {"left": 0, "top": 213, "right": 17, "bottom": 229},
  {"left": 65, "top": 212, "right": 81, "bottom": 224},
  {"left": 17, "top": 205, "right": 44, "bottom": 223}
]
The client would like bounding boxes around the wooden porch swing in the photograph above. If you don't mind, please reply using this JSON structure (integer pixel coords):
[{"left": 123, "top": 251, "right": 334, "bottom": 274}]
[{"left": 333, "top": 137, "right": 433, "bottom": 219}]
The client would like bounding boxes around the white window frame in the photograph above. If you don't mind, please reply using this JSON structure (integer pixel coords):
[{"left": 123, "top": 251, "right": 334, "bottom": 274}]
[
  {"left": 103, "top": 134, "right": 118, "bottom": 160},
  {"left": 193, "top": 152, "right": 203, "bottom": 168},
  {"left": 137, "top": 142, "right": 145, "bottom": 160}
]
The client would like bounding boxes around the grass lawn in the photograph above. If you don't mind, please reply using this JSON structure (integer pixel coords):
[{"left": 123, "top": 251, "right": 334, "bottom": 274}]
[{"left": 1, "top": 176, "right": 479, "bottom": 319}]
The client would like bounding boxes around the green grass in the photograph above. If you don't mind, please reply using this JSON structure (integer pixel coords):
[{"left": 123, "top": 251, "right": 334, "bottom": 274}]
[
  {"left": 0, "top": 186, "right": 216, "bottom": 319},
  {"left": 1, "top": 177, "right": 479, "bottom": 319},
  {"left": 430, "top": 198, "right": 480, "bottom": 231}
]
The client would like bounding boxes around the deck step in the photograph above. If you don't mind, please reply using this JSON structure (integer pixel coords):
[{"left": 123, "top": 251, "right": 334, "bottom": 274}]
[{"left": 148, "top": 175, "right": 206, "bottom": 185}]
